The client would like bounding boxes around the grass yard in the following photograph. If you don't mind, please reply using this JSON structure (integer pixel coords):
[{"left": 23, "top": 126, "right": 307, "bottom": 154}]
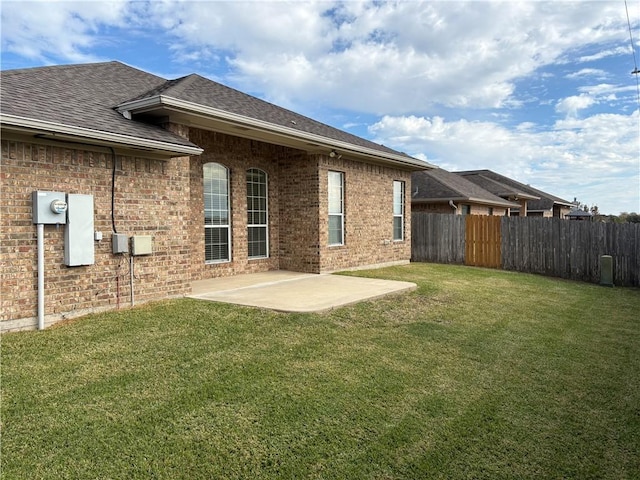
[{"left": 2, "top": 263, "right": 639, "bottom": 479}]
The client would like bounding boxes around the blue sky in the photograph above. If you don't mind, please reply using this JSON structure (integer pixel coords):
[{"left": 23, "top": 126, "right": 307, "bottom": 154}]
[{"left": 2, "top": 0, "right": 639, "bottom": 214}]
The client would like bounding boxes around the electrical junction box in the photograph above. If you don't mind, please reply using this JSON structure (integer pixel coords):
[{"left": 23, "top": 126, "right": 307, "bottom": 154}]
[
  {"left": 112, "top": 233, "right": 129, "bottom": 254},
  {"left": 131, "top": 235, "right": 153, "bottom": 256},
  {"left": 32, "top": 191, "right": 67, "bottom": 224}
]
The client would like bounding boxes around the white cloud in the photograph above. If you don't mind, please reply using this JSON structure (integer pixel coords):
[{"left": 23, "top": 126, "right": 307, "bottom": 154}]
[
  {"left": 576, "top": 46, "right": 635, "bottom": 63},
  {"left": 555, "top": 94, "right": 596, "bottom": 118},
  {"left": 2, "top": 1, "right": 635, "bottom": 114},
  {"left": 566, "top": 68, "right": 609, "bottom": 80},
  {"left": 369, "top": 110, "right": 640, "bottom": 215},
  {"left": 0, "top": 0, "right": 129, "bottom": 63},
  {"left": 2, "top": 0, "right": 638, "bottom": 215}
]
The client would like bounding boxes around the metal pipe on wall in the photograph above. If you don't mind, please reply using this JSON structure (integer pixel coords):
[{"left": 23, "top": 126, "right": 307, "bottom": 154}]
[
  {"left": 37, "top": 223, "right": 45, "bottom": 330},
  {"left": 130, "top": 255, "right": 135, "bottom": 306}
]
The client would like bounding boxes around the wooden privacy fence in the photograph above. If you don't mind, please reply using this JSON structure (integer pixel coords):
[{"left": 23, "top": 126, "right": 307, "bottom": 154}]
[
  {"left": 465, "top": 215, "right": 501, "bottom": 268},
  {"left": 412, "top": 213, "right": 640, "bottom": 287}
]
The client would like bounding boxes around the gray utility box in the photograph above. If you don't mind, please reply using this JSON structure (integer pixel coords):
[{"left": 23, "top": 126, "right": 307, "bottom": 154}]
[
  {"left": 112, "top": 233, "right": 129, "bottom": 254},
  {"left": 65, "top": 194, "right": 95, "bottom": 266},
  {"left": 600, "top": 255, "right": 614, "bottom": 287},
  {"left": 32, "top": 191, "right": 67, "bottom": 224}
]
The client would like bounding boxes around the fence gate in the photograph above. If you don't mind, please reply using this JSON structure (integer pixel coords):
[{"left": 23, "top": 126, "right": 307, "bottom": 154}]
[{"left": 465, "top": 215, "right": 501, "bottom": 268}]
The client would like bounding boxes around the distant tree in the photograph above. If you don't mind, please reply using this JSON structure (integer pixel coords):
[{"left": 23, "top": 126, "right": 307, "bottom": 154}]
[
  {"left": 626, "top": 213, "right": 640, "bottom": 223},
  {"left": 617, "top": 212, "right": 640, "bottom": 223}
]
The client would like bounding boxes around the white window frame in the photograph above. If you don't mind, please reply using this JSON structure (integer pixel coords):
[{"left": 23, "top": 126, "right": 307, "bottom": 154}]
[
  {"left": 247, "top": 168, "right": 269, "bottom": 259},
  {"left": 328, "top": 171, "right": 344, "bottom": 246},
  {"left": 204, "top": 162, "right": 231, "bottom": 263},
  {"left": 393, "top": 180, "right": 405, "bottom": 241}
]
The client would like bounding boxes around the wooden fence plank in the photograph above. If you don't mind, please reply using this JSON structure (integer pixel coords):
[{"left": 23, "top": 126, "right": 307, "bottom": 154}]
[
  {"left": 464, "top": 215, "right": 500, "bottom": 268},
  {"left": 412, "top": 213, "right": 640, "bottom": 286}
]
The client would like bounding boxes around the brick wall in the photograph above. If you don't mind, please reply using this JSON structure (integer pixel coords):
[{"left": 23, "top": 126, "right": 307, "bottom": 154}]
[
  {"left": 2, "top": 129, "right": 416, "bottom": 329},
  {"left": 278, "top": 153, "right": 321, "bottom": 273},
  {"left": 412, "top": 203, "right": 458, "bottom": 214},
  {"left": 318, "top": 156, "right": 412, "bottom": 272},
  {"left": 1, "top": 136, "right": 192, "bottom": 331},
  {"left": 188, "top": 129, "right": 283, "bottom": 279},
  {"left": 187, "top": 130, "right": 325, "bottom": 276}
]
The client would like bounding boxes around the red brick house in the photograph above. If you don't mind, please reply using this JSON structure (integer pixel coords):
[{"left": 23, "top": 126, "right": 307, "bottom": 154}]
[{"left": 1, "top": 61, "right": 432, "bottom": 331}]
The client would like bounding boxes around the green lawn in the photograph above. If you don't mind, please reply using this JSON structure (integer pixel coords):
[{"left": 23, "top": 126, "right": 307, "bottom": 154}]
[{"left": 2, "top": 263, "right": 639, "bottom": 479}]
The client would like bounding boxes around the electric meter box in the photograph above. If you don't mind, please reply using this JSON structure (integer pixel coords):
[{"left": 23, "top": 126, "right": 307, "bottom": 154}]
[{"left": 32, "top": 191, "right": 67, "bottom": 224}]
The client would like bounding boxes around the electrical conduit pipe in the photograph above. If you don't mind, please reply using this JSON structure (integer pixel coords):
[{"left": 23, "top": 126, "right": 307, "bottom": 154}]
[{"left": 37, "top": 223, "right": 45, "bottom": 330}]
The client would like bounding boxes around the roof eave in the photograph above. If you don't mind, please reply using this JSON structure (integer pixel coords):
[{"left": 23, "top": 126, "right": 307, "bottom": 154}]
[
  {"left": 117, "top": 95, "right": 433, "bottom": 170},
  {"left": 0, "top": 114, "right": 204, "bottom": 157},
  {"left": 413, "top": 197, "right": 519, "bottom": 208}
]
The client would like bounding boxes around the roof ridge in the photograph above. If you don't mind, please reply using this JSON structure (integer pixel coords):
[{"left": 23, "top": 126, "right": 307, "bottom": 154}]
[{"left": 481, "top": 171, "right": 569, "bottom": 203}]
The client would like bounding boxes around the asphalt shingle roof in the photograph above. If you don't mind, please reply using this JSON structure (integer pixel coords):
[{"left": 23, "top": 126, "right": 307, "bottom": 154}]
[
  {"left": 412, "top": 168, "right": 518, "bottom": 208},
  {"left": 455, "top": 170, "right": 572, "bottom": 211},
  {"left": 0, "top": 62, "right": 199, "bottom": 149},
  {"left": 1, "top": 61, "right": 418, "bottom": 162},
  {"left": 125, "top": 72, "right": 408, "bottom": 157}
]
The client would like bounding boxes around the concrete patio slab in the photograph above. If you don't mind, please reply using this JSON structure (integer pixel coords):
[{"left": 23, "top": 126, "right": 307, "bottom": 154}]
[{"left": 188, "top": 271, "right": 416, "bottom": 313}]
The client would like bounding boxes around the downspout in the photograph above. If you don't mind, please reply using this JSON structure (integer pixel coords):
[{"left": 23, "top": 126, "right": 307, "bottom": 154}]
[{"left": 449, "top": 200, "right": 458, "bottom": 211}]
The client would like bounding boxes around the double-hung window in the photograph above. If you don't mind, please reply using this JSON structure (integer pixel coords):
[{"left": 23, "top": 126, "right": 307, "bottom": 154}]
[
  {"left": 247, "top": 168, "right": 268, "bottom": 258},
  {"left": 393, "top": 180, "right": 405, "bottom": 241},
  {"left": 204, "top": 162, "right": 231, "bottom": 262},
  {"left": 328, "top": 171, "right": 344, "bottom": 246}
]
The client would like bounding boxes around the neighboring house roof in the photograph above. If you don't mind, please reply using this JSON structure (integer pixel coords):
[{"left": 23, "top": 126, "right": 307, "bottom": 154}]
[
  {"left": 412, "top": 168, "right": 519, "bottom": 208},
  {"left": 455, "top": 169, "right": 572, "bottom": 212},
  {"left": 566, "top": 208, "right": 593, "bottom": 218},
  {"left": 1, "top": 61, "right": 431, "bottom": 169}
]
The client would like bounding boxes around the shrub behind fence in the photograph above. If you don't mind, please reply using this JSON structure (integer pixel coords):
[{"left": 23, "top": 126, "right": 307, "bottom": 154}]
[{"left": 412, "top": 213, "right": 640, "bottom": 287}]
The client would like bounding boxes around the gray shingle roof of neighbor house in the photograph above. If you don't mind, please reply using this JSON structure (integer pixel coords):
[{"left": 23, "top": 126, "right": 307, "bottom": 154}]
[
  {"left": 566, "top": 208, "right": 593, "bottom": 218},
  {"left": 455, "top": 169, "right": 573, "bottom": 211},
  {"left": 1, "top": 61, "right": 432, "bottom": 169},
  {"left": 412, "top": 168, "right": 520, "bottom": 208},
  {"left": 454, "top": 170, "right": 539, "bottom": 201}
]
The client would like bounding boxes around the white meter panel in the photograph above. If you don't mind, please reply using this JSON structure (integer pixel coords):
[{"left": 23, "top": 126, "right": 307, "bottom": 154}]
[{"left": 64, "top": 194, "right": 95, "bottom": 266}]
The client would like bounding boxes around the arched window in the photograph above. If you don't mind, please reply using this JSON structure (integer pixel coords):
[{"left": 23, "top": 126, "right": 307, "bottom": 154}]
[
  {"left": 246, "top": 168, "right": 268, "bottom": 258},
  {"left": 203, "top": 163, "right": 230, "bottom": 263}
]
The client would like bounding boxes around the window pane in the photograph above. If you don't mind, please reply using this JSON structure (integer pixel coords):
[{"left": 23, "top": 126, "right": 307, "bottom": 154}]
[
  {"left": 393, "top": 217, "right": 403, "bottom": 241},
  {"left": 248, "top": 226, "right": 267, "bottom": 258},
  {"left": 328, "top": 171, "right": 343, "bottom": 215},
  {"left": 205, "top": 226, "right": 229, "bottom": 262},
  {"left": 393, "top": 181, "right": 404, "bottom": 241},
  {"left": 204, "top": 163, "right": 230, "bottom": 262},
  {"left": 393, "top": 181, "right": 404, "bottom": 214},
  {"left": 247, "top": 169, "right": 268, "bottom": 258},
  {"left": 328, "top": 171, "right": 344, "bottom": 245},
  {"left": 329, "top": 215, "right": 343, "bottom": 245}
]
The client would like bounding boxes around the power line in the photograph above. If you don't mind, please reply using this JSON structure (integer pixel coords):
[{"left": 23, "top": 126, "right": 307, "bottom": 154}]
[{"left": 625, "top": 0, "right": 640, "bottom": 108}]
